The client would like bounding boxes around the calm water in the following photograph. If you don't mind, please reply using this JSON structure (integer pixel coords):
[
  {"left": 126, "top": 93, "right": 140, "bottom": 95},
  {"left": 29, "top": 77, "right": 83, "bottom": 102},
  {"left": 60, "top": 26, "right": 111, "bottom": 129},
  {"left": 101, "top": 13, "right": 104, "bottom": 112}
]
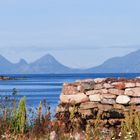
[{"left": 0, "top": 73, "right": 140, "bottom": 114}]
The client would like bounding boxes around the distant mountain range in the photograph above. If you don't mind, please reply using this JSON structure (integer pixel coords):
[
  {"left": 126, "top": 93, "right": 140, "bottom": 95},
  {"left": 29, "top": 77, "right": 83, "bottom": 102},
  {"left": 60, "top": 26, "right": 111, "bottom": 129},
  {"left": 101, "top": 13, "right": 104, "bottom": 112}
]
[
  {"left": 0, "top": 54, "right": 81, "bottom": 74},
  {"left": 0, "top": 49, "right": 140, "bottom": 74},
  {"left": 87, "top": 49, "right": 140, "bottom": 73}
]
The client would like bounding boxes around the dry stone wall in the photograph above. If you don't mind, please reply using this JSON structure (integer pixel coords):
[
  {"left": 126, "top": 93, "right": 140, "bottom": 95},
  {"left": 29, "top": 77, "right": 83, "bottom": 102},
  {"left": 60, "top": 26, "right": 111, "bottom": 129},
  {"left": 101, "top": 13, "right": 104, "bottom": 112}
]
[{"left": 56, "top": 77, "right": 140, "bottom": 127}]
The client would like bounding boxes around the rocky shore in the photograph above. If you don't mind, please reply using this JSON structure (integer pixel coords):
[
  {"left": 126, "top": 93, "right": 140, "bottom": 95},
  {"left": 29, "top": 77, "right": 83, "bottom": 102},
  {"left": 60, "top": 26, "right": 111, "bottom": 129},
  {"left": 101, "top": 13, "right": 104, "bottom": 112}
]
[
  {"left": 56, "top": 77, "right": 140, "bottom": 127},
  {"left": 0, "top": 76, "right": 15, "bottom": 80}
]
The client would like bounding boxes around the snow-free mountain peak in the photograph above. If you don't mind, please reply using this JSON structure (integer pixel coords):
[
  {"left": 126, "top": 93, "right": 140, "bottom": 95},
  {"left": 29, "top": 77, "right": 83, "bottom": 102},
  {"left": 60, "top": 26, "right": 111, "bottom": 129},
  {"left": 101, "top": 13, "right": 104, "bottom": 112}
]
[
  {"left": 0, "top": 49, "right": 140, "bottom": 73},
  {"left": 87, "top": 49, "right": 140, "bottom": 73},
  {"left": 31, "top": 54, "right": 58, "bottom": 66},
  {"left": 18, "top": 59, "right": 28, "bottom": 65}
]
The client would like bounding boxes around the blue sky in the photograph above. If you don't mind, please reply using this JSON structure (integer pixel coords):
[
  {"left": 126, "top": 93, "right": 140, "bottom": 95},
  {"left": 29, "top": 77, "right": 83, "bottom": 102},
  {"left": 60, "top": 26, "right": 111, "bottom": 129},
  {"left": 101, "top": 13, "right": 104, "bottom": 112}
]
[{"left": 0, "top": 0, "right": 140, "bottom": 68}]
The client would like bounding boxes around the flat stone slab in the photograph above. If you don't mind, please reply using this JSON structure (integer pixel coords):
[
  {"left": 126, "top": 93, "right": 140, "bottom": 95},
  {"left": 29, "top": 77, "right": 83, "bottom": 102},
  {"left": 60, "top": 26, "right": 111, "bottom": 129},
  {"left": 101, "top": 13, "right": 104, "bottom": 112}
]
[
  {"left": 111, "top": 82, "right": 125, "bottom": 90},
  {"left": 101, "top": 98, "right": 116, "bottom": 105},
  {"left": 94, "top": 84, "right": 103, "bottom": 90},
  {"left": 101, "top": 93, "right": 116, "bottom": 99},
  {"left": 116, "top": 95, "right": 130, "bottom": 104},
  {"left": 103, "top": 83, "right": 113, "bottom": 89},
  {"left": 125, "top": 88, "right": 140, "bottom": 97},
  {"left": 94, "top": 78, "right": 106, "bottom": 83},
  {"left": 125, "top": 82, "right": 136, "bottom": 88},
  {"left": 80, "top": 102, "right": 97, "bottom": 109},
  {"left": 108, "top": 89, "right": 124, "bottom": 95},
  {"left": 89, "top": 94, "right": 101, "bottom": 102},
  {"left": 86, "top": 89, "right": 108, "bottom": 95},
  {"left": 113, "top": 104, "right": 125, "bottom": 110},
  {"left": 60, "top": 93, "right": 89, "bottom": 104},
  {"left": 97, "top": 104, "right": 113, "bottom": 111},
  {"left": 129, "top": 98, "right": 140, "bottom": 104}
]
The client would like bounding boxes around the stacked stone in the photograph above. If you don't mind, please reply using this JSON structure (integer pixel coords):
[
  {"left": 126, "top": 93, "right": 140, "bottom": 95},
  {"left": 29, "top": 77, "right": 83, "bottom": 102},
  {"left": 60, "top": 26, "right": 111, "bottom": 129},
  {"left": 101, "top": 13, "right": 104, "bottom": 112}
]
[{"left": 56, "top": 77, "right": 140, "bottom": 126}]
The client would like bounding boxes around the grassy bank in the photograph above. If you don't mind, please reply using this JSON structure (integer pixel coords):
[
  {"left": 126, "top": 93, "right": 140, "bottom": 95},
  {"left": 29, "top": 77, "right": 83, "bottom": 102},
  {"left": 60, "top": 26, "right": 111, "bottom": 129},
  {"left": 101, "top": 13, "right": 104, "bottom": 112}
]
[{"left": 0, "top": 90, "right": 140, "bottom": 140}]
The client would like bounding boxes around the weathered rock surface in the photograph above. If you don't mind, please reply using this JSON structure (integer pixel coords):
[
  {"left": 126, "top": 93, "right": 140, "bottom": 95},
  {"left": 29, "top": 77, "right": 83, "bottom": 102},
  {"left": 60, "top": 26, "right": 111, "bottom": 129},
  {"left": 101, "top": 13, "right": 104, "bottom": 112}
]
[
  {"left": 113, "top": 104, "right": 125, "bottom": 110},
  {"left": 103, "top": 83, "right": 113, "bottom": 89},
  {"left": 136, "top": 82, "right": 140, "bottom": 87},
  {"left": 94, "top": 84, "right": 103, "bottom": 90},
  {"left": 57, "top": 77, "right": 140, "bottom": 128},
  {"left": 130, "top": 98, "right": 140, "bottom": 104},
  {"left": 101, "top": 93, "right": 116, "bottom": 99},
  {"left": 89, "top": 94, "right": 101, "bottom": 102},
  {"left": 80, "top": 102, "right": 97, "bottom": 109},
  {"left": 116, "top": 95, "right": 130, "bottom": 104},
  {"left": 111, "top": 82, "right": 125, "bottom": 90},
  {"left": 62, "top": 83, "right": 78, "bottom": 95},
  {"left": 108, "top": 89, "right": 124, "bottom": 95},
  {"left": 101, "top": 98, "right": 116, "bottom": 104},
  {"left": 86, "top": 89, "right": 107, "bottom": 95},
  {"left": 94, "top": 78, "right": 106, "bottom": 83},
  {"left": 125, "top": 82, "right": 136, "bottom": 88},
  {"left": 60, "top": 93, "right": 89, "bottom": 104},
  {"left": 97, "top": 104, "right": 113, "bottom": 111},
  {"left": 125, "top": 88, "right": 140, "bottom": 97}
]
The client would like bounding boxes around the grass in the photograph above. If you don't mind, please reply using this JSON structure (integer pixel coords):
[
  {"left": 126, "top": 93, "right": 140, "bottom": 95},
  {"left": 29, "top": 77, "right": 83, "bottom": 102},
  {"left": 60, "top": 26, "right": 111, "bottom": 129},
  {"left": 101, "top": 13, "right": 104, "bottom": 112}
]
[{"left": 1, "top": 91, "right": 140, "bottom": 140}]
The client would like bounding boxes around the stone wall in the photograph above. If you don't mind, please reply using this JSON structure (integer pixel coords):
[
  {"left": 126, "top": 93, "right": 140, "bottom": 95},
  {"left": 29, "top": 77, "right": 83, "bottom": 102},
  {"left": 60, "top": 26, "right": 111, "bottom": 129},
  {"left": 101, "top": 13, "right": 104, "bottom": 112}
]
[{"left": 56, "top": 77, "right": 140, "bottom": 127}]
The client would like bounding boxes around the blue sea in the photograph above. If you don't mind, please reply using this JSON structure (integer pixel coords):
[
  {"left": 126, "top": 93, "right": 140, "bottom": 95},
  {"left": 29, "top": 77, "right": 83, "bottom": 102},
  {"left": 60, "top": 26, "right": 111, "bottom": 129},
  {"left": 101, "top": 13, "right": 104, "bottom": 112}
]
[{"left": 0, "top": 73, "right": 140, "bottom": 114}]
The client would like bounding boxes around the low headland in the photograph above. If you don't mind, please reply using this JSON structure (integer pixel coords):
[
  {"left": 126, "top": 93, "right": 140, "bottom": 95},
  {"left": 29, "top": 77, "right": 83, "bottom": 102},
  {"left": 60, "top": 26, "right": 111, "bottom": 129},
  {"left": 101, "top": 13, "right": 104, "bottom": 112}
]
[
  {"left": 0, "top": 75, "right": 15, "bottom": 80},
  {"left": 0, "top": 75, "right": 25, "bottom": 80},
  {"left": 1, "top": 77, "right": 140, "bottom": 139}
]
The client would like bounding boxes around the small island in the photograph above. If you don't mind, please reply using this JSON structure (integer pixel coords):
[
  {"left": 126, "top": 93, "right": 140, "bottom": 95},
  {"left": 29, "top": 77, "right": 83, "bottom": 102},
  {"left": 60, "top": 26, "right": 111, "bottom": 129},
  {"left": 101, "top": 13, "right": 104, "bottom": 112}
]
[{"left": 0, "top": 76, "right": 16, "bottom": 80}]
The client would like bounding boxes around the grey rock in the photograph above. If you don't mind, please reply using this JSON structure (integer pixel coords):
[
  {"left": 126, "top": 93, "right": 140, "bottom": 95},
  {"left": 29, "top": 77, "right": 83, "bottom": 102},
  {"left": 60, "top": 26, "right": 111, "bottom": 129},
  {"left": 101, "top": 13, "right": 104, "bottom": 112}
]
[{"left": 101, "top": 98, "right": 116, "bottom": 104}]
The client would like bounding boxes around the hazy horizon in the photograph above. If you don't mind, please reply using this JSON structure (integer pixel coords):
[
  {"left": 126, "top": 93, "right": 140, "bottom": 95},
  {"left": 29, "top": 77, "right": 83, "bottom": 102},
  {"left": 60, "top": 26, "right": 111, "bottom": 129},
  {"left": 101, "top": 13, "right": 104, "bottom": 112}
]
[{"left": 0, "top": 0, "right": 140, "bottom": 68}]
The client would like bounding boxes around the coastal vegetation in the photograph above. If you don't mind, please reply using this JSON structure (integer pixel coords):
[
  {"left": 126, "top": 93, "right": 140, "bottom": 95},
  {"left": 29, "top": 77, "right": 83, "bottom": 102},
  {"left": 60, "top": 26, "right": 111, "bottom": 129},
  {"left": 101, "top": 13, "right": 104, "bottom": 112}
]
[{"left": 1, "top": 89, "right": 140, "bottom": 140}]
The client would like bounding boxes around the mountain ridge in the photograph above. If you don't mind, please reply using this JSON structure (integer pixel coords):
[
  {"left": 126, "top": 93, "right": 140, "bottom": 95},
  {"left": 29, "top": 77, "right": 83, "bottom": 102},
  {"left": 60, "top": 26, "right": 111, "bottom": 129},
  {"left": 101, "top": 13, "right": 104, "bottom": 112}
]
[
  {"left": 0, "top": 50, "right": 140, "bottom": 73},
  {"left": 87, "top": 49, "right": 140, "bottom": 73}
]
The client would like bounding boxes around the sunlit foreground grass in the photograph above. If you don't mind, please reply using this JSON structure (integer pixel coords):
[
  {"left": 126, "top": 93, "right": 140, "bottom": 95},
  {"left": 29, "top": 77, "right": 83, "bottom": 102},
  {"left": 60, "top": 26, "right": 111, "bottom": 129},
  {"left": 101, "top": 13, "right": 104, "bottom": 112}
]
[{"left": 1, "top": 92, "right": 140, "bottom": 140}]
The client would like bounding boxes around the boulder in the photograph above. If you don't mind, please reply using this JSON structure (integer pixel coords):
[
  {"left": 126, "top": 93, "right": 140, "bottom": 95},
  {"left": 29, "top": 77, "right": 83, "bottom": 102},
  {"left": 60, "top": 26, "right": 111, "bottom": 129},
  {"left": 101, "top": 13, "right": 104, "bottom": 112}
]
[
  {"left": 125, "top": 82, "right": 136, "bottom": 88},
  {"left": 116, "top": 95, "right": 130, "bottom": 104},
  {"left": 94, "top": 78, "right": 106, "bottom": 83},
  {"left": 80, "top": 102, "right": 97, "bottom": 109},
  {"left": 136, "top": 83, "right": 140, "bottom": 87},
  {"left": 125, "top": 88, "right": 140, "bottom": 97},
  {"left": 103, "top": 83, "right": 113, "bottom": 89},
  {"left": 111, "top": 82, "right": 125, "bottom": 90},
  {"left": 101, "top": 98, "right": 116, "bottom": 104},
  {"left": 89, "top": 94, "right": 101, "bottom": 102},
  {"left": 113, "top": 104, "right": 125, "bottom": 110},
  {"left": 108, "top": 89, "right": 124, "bottom": 95},
  {"left": 129, "top": 98, "right": 140, "bottom": 104},
  {"left": 62, "top": 83, "right": 78, "bottom": 95},
  {"left": 60, "top": 93, "right": 89, "bottom": 104},
  {"left": 75, "top": 79, "right": 94, "bottom": 83},
  {"left": 134, "top": 106, "right": 140, "bottom": 112},
  {"left": 101, "top": 93, "right": 116, "bottom": 99},
  {"left": 80, "top": 82, "right": 95, "bottom": 91},
  {"left": 97, "top": 104, "right": 113, "bottom": 111},
  {"left": 94, "top": 84, "right": 103, "bottom": 90},
  {"left": 86, "top": 89, "right": 108, "bottom": 95}
]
